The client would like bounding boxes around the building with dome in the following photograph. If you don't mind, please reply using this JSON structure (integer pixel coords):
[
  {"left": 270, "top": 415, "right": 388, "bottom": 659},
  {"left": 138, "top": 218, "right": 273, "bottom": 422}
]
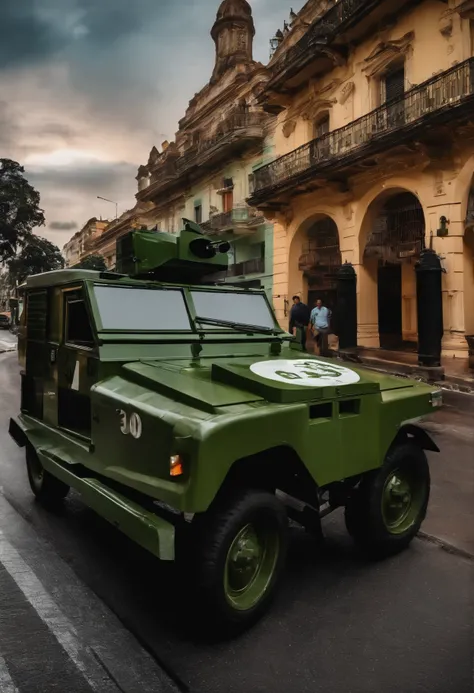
[{"left": 126, "top": 0, "right": 277, "bottom": 296}]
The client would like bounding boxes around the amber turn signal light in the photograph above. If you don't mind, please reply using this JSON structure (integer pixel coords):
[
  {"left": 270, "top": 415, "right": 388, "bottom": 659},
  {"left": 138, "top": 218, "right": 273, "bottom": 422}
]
[{"left": 170, "top": 454, "right": 184, "bottom": 477}]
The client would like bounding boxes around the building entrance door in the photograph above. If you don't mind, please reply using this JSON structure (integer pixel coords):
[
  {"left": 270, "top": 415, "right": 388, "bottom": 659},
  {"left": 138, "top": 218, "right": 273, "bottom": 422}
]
[{"left": 377, "top": 264, "right": 402, "bottom": 349}]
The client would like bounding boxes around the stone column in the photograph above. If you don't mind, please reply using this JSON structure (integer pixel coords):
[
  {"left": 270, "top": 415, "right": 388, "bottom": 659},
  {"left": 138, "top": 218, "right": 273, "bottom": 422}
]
[
  {"left": 426, "top": 203, "right": 468, "bottom": 357},
  {"left": 268, "top": 213, "right": 290, "bottom": 327},
  {"left": 401, "top": 261, "right": 418, "bottom": 343},
  {"left": 355, "top": 258, "right": 380, "bottom": 348}
]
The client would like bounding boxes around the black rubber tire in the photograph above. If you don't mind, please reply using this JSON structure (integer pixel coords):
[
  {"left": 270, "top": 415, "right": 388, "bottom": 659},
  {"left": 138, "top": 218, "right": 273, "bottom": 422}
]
[
  {"left": 191, "top": 489, "right": 288, "bottom": 633},
  {"left": 344, "top": 443, "right": 430, "bottom": 559},
  {"left": 26, "top": 445, "right": 70, "bottom": 505}
]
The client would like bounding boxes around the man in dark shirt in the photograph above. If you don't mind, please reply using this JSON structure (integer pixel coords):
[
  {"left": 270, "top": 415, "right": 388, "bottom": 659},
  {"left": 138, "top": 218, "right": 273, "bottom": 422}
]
[{"left": 289, "top": 295, "right": 310, "bottom": 351}]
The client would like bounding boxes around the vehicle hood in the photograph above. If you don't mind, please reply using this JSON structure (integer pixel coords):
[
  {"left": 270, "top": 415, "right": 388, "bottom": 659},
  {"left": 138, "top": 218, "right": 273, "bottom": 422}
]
[{"left": 121, "top": 354, "right": 417, "bottom": 413}]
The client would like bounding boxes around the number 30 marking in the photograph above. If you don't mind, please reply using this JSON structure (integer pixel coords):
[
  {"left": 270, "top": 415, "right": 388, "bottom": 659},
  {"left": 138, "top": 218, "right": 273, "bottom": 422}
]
[{"left": 118, "top": 410, "right": 142, "bottom": 439}]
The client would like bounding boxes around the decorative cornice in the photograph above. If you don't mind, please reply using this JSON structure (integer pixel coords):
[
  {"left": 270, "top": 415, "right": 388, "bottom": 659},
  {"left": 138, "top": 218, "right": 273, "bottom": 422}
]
[
  {"left": 362, "top": 31, "right": 415, "bottom": 77},
  {"left": 300, "top": 98, "right": 336, "bottom": 122}
]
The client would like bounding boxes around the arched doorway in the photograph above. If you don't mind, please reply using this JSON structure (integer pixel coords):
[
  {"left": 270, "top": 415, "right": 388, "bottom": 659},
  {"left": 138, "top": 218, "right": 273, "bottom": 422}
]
[
  {"left": 297, "top": 216, "right": 341, "bottom": 311},
  {"left": 363, "top": 192, "right": 425, "bottom": 350}
]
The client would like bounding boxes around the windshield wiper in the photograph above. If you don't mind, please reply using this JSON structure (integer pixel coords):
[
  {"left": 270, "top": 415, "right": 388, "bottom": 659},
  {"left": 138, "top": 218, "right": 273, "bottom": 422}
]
[{"left": 194, "top": 316, "right": 278, "bottom": 334}]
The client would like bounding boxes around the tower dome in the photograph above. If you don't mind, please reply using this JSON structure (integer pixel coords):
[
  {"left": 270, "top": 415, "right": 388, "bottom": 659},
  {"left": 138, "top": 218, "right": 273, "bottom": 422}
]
[
  {"left": 215, "top": 0, "right": 252, "bottom": 22},
  {"left": 211, "top": 0, "right": 255, "bottom": 81}
]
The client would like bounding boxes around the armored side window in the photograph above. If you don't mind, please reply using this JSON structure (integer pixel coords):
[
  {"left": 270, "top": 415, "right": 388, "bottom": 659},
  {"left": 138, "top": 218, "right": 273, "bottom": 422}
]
[{"left": 65, "top": 291, "right": 94, "bottom": 347}]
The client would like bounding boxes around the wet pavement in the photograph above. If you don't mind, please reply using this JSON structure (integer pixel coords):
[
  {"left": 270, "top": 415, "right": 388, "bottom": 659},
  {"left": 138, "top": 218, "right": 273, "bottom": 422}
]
[
  {"left": 421, "top": 390, "right": 474, "bottom": 557},
  {"left": 0, "top": 351, "right": 473, "bottom": 693}
]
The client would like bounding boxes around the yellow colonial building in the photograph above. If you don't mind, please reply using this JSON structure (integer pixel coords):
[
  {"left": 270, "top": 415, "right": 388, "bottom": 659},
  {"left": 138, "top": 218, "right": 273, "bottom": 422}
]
[{"left": 248, "top": 0, "right": 474, "bottom": 358}]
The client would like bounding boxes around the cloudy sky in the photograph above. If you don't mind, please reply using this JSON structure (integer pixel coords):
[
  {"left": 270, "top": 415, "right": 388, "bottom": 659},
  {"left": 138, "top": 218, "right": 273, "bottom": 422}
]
[{"left": 1, "top": 0, "right": 304, "bottom": 249}]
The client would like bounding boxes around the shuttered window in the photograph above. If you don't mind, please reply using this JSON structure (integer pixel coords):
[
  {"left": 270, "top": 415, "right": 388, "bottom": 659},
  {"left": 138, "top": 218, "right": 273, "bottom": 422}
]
[
  {"left": 315, "top": 115, "right": 330, "bottom": 139},
  {"left": 384, "top": 67, "right": 405, "bottom": 103}
]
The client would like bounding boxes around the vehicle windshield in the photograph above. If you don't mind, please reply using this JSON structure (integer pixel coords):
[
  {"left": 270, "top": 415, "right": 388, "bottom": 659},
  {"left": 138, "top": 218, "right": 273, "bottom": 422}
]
[
  {"left": 191, "top": 290, "right": 276, "bottom": 331},
  {"left": 92, "top": 285, "right": 278, "bottom": 334},
  {"left": 94, "top": 285, "right": 191, "bottom": 331}
]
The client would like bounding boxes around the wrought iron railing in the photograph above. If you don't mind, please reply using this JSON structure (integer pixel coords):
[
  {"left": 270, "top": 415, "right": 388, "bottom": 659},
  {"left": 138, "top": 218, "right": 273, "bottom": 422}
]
[
  {"left": 201, "top": 206, "right": 266, "bottom": 233},
  {"left": 227, "top": 258, "right": 265, "bottom": 277},
  {"left": 364, "top": 197, "right": 425, "bottom": 262},
  {"left": 271, "top": 0, "right": 373, "bottom": 73},
  {"left": 176, "top": 112, "right": 264, "bottom": 175},
  {"left": 252, "top": 58, "right": 474, "bottom": 196},
  {"left": 201, "top": 211, "right": 233, "bottom": 233}
]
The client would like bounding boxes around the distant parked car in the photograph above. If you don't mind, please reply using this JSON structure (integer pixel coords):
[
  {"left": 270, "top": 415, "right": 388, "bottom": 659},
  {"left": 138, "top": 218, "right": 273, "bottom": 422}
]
[{"left": 0, "top": 312, "right": 10, "bottom": 329}]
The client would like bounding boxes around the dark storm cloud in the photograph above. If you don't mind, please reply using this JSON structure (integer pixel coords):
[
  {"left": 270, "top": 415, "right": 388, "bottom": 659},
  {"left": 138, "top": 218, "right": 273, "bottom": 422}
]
[
  {"left": 27, "top": 160, "right": 137, "bottom": 194},
  {"left": 49, "top": 221, "right": 78, "bottom": 231},
  {"left": 0, "top": 1, "right": 64, "bottom": 69},
  {"left": 0, "top": 0, "right": 304, "bottom": 241}
]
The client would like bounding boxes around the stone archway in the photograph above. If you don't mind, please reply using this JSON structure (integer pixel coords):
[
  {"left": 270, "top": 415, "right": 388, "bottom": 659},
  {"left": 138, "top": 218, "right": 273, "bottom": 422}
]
[
  {"left": 289, "top": 214, "right": 342, "bottom": 313},
  {"left": 360, "top": 190, "right": 426, "bottom": 350}
]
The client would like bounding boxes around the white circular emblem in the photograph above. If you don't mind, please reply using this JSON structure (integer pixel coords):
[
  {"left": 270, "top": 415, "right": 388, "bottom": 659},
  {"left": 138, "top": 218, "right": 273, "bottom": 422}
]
[{"left": 249, "top": 359, "right": 360, "bottom": 387}]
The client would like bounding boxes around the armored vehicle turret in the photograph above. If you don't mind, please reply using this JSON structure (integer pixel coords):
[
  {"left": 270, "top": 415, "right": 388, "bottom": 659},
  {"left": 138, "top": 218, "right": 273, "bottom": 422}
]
[{"left": 9, "top": 219, "right": 441, "bottom": 634}]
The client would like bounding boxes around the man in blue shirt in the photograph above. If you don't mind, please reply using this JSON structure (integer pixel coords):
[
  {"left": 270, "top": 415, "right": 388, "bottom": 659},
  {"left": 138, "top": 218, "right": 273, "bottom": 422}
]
[{"left": 310, "top": 299, "right": 332, "bottom": 355}]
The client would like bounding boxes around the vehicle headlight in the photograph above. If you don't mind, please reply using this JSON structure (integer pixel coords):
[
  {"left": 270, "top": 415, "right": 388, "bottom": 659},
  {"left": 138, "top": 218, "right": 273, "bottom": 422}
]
[{"left": 430, "top": 391, "right": 443, "bottom": 408}]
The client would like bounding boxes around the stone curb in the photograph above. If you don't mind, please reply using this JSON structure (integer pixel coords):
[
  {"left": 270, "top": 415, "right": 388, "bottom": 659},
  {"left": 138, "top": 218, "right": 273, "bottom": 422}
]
[
  {"left": 418, "top": 531, "right": 474, "bottom": 562},
  {"left": 336, "top": 352, "right": 474, "bottom": 394}
]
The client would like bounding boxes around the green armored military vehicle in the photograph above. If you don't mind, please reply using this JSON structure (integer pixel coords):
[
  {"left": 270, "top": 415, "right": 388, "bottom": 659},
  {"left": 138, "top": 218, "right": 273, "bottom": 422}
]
[{"left": 9, "top": 219, "right": 442, "bottom": 631}]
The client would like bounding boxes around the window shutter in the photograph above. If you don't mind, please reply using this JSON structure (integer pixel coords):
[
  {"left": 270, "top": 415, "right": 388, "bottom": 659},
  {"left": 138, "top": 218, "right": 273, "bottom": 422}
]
[{"left": 385, "top": 68, "right": 405, "bottom": 103}]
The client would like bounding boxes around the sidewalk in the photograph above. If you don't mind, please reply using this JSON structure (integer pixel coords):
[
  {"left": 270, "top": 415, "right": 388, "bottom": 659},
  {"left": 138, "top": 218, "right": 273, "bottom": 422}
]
[
  {"left": 0, "top": 492, "right": 179, "bottom": 693},
  {"left": 0, "top": 332, "right": 17, "bottom": 354},
  {"left": 338, "top": 346, "right": 474, "bottom": 392}
]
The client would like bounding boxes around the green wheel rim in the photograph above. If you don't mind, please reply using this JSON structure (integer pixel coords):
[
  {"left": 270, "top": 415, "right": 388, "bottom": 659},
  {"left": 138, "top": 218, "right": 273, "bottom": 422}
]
[
  {"left": 224, "top": 522, "right": 280, "bottom": 612},
  {"left": 381, "top": 467, "right": 426, "bottom": 535}
]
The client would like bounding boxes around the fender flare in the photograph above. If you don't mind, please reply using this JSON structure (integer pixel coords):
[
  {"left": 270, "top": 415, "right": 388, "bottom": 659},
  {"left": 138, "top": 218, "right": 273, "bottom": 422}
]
[{"left": 392, "top": 423, "right": 440, "bottom": 453}]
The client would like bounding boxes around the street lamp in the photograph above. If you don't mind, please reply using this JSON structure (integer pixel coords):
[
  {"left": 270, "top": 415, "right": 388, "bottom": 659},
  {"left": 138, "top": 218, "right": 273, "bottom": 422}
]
[{"left": 97, "top": 196, "right": 118, "bottom": 219}]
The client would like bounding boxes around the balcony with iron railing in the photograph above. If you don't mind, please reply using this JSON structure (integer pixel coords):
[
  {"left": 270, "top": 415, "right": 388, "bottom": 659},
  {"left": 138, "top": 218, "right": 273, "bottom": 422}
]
[
  {"left": 200, "top": 205, "right": 266, "bottom": 235},
  {"left": 264, "top": 0, "right": 418, "bottom": 103},
  {"left": 249, "top": 58, "right": 474, "bottom": 206},
  {"left": 176, "top": 112, "right": 265, "bottom": 175},
  {"left": 138, "top": 112, "right": 266, "bottom": 203}
]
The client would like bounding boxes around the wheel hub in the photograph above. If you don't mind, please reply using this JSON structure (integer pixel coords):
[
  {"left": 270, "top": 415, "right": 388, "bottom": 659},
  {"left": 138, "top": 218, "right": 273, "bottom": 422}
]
[
  {"left": 381, "top": 468, "right": 424, "bottom": 534},
  {"left": 227, "top": 525, "right": 262, "bottom": 592},
  {"left": 224, "top": 520, "right": 280, "bottom": 612}
]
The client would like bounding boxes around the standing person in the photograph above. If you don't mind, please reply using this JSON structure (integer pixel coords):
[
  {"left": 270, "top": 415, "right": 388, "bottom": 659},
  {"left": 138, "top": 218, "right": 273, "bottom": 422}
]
[
  {"left": 310, "top": 298, "right": 332, "bottom": 356},
  {"left": 289, "top": 295, "right": 310, "bottom": 351}
]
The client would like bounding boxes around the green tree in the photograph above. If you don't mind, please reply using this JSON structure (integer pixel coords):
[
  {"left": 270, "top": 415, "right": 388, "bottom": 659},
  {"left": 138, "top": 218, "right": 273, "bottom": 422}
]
[
  {"left": 74, "top": 254, "right": 107, "bottom": 271},
  {"left": 0, "top": 159, "right": 45, "bottom": 260},
  {"left": 8, "top": 235, "right": 65, "bottom": 284}
]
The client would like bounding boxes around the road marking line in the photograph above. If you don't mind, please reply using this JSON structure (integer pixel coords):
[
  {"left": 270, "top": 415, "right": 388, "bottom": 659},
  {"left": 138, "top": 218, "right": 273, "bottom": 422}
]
[
  {"left": 0, "top": 534, "right": 119, "bottom": 692},
  {"left": 0, "top": 655, "right": 19, "bottom": 693}
]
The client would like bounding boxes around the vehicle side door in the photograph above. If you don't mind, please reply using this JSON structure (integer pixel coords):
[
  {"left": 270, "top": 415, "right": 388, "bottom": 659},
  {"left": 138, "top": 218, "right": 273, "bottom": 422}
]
[{"left": 56, "top": 286, "right": 98, "bottom": 440}]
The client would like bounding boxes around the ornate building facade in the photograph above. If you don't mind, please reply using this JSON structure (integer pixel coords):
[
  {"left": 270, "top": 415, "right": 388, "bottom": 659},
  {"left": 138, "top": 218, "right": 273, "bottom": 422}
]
[
  {"left": 248, "top": 0, "right": 474, "bottom": 357},
  {"left": 63, "top": 217, "right": 109, "bottom": 267},
  {"left": 131, "top": 0, "right": 276, "bottom": 296}
]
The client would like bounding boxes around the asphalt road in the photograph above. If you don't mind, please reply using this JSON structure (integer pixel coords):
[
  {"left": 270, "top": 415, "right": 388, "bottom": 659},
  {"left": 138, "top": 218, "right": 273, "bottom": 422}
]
[{"left": 0, "top": 348, "right": 472, "bottom": 693}]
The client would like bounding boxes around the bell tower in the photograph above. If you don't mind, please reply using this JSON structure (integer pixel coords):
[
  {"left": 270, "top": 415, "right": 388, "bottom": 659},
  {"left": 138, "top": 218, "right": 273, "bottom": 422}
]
[{"left": 211, "top": 0, "right": 255, "bottom": 82}]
